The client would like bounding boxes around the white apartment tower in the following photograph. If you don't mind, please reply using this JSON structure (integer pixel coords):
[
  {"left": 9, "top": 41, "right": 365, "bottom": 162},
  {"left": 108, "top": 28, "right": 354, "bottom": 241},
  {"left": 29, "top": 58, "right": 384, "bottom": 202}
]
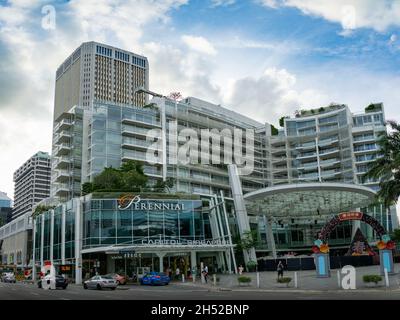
[{"left": 13, "top": 152, "right": 51, "bottom": 219}]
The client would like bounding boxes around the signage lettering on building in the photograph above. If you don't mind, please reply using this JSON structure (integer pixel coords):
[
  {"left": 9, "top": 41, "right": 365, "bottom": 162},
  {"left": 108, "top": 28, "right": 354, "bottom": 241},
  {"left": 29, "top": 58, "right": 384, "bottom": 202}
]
[
  {"left": 338, "top": 212, "right": 363, "bottom": 221},
  {"left": 118, "top": 194, "right": 185, "bottom": 211},
  {"left": 141, "top": 239, "right": 232, "bottom": 246}
]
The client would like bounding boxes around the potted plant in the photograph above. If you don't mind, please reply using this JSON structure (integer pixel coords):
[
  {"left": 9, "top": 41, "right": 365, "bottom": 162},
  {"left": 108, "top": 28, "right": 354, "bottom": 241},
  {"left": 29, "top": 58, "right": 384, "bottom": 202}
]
[
  {"left": 363, "top": 275, "right": 383, "bottom": 288},
  {"left": 237, "top": 276, "right": 252, "bottom": 286},
  {"left": 246, "top": 260, "right": 257, "bottom": 272},
  {"left": 276, "top": 277, "right": 292, "bottom": 288}
]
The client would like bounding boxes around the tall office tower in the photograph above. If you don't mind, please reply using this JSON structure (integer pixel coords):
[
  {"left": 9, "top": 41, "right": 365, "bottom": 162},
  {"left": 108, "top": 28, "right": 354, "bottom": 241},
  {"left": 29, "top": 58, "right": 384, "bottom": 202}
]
[
  {"left": 0, "top": 191, "right": 12, "bottom": 227},
  {"left": 13, "top": 152, "right": 51, "bottom": 219},
  {"left": 54, "top": 41, "right": 149, "bottom": 121}
]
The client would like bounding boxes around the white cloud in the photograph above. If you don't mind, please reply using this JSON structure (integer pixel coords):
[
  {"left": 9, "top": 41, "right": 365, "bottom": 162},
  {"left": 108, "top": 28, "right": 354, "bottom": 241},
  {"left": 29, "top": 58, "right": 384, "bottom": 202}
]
[
  {"left": 259, "top": 0, "right": 400, "bottom": 32},
  {"left": 211, "top": 0, "right": 236, "bottom": 7},
  {"left": 182, "top": 35, "right": 218, "bottom": 55},
  {"left": 224, "top": 67, "right": 327, "bottom": 125},
  {"left": 0, "top": 0, "right": 190, "bottom": 198}
]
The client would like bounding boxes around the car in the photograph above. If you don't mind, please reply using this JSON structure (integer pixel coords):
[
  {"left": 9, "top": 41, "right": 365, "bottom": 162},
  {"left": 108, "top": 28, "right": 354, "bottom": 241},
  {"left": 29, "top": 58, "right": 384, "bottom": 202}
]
[
  {"left": 37, "top": 275, "right": 68, "bottom": 289},
  {"left": 140, "top": 272, "right": 170, "bottom": 286},
  {"left": 1, "top": 272, "right": 16, "bottom": 283},
  {"left": 83, "top": 275, "right": 118, "bottom": 290},
  {"left": 105, "top": 273, "right": 127, "bottom": 285}
]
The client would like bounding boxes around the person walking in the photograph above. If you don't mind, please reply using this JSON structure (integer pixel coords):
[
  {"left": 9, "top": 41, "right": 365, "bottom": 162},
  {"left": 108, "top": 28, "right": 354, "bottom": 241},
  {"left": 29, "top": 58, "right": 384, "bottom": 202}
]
[{"left": 277, "top": 261, "right": 284, "bottom": 279}]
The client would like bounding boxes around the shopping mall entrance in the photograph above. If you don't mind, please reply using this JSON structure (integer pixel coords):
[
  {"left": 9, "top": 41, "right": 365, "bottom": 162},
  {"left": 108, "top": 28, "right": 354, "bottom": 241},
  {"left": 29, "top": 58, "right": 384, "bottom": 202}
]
[{"left": 81, "top": 245, "right": 234, "bottom": 279}]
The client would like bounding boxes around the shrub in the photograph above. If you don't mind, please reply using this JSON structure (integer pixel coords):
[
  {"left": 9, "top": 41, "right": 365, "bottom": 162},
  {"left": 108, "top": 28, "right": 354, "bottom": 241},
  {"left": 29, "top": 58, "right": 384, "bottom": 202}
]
[
  {"left": 246, "top": 260, "right": 257, "bottom": 272},
  {"left": 237, "top": 276, "right": 252, "bottom": 283},
  {"left": 277, "top": 277, "right": 292, "bottom": 284},
  {"left": 363, "top": 275, "right": 382, "bottom": 284}
]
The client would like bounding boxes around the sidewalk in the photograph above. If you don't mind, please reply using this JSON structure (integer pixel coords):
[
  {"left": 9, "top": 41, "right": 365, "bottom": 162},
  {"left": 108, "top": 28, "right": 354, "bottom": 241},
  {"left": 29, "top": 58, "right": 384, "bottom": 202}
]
[{"left": 173, "top": 265, "right": 400, "bottom": 292}]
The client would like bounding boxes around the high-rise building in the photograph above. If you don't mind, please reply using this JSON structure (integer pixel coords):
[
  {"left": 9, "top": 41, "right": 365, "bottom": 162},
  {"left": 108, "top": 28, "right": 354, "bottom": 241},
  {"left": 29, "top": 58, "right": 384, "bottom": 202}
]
[
  {"left": 50, "top": 97, "right": 267, "bottom": 201},
  {"left": 54, "top": 41, "right": 149, "bottom": 121},
  {"left": 12, "top": 152, "right": 51, "bottom": 219},
  {"left": 0, "top": 191, "right": 12, "bottom": 227}
]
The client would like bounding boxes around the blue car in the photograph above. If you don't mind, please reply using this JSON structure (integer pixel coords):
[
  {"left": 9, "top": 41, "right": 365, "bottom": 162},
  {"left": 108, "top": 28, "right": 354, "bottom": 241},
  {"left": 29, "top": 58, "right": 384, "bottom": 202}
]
[{"left": 140, "top": 272, "right": 170, "bottom": 286}]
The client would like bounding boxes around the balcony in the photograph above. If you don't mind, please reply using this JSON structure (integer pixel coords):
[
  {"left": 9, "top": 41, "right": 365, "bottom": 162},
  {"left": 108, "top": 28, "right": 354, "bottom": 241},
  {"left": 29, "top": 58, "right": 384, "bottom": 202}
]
[
  {"left": 122, "top": 117, "right": 161, "bottom": 128},
  {"left": 122, "top": 125, "right": 158, "bottom": 138},
  {"left": 318, "top": 137, "right": 339, "bottom": 147},
  {"left": 122, "top": 137, "right": 161, "bottom": 152},
  {"left": 54, "top": 143, "right": 71, "bottom": 156},
  {"left": 53, "top": 156, "right": 71, "bottom": 169},
  {"left": 143, "top": 167, "right": 163, "bottom": 177},
  {"left": 295, "top": 141, "right": 316, "bottom": 150},
  {"left": 319, "top": 147, "right": 340, "bottom": 157},
  {"left": 319, "top": 158, "right": 341, "bottom": 168},
  {"left": 54, "top": 169, "right": 71, "bottom": 183},
  {"left": 54, "top": 183, "right": 71, "bottom": 196},
  {"left": 54, "top": 131, "right": 72, "bottom": 144},
  {"left": 297, "top": 172, "right": 319, "bottom": 180},
  {"left": 122, "top": 151, "right": 162, "bottom": 164},
  {"left": 320, "top": 169, "right": 342, "bottom": 178},
  {"left": 297, "top": 161, "right": 318, "bottom": 170},
  {"left": 296, "top": 152, "right": 317, "bottom": 160},
  {"left": 55, "top": 119, "right": 72, "bottom": 132}
]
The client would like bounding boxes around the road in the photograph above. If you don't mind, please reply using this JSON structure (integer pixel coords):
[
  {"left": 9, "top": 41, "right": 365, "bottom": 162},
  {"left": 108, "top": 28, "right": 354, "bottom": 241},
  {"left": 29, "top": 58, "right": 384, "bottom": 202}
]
[{"left": 1, "top": 282, "right": 400, "bottom": 300}]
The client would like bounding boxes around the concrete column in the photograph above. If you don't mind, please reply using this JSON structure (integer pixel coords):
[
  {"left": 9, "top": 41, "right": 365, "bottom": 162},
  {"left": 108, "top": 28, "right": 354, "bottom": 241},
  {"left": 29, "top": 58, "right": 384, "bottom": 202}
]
[
  {"left": 225, "top": 250, "right": 232, "bottom": 274},
  {"left": 40, "top": 215, "right": 44, "bottom": 267},
  {"left": 75, "top": 199, "right": 82, "bottom": 284},
  {"left": 50, "top": 210, "right": 54, "bottom": 263},
  {"left": 61, "top": 205, "right": 66, "bottom": 264},
  {"left": 352, "top": 208, "right": 361, "bottom": 238},
  {"left": 219, "top": 190, "right": 237, "bottom": 274},
  {"left": 209, "top": 198, "right": 221, "bottom": 240},
  {"left": 264, "top": 215, "right": 277, "bottom": 259},
  {"left": 190, "top": 251, "right": 197, "bottom": 275},
  {"left": 228, "top": 164, "right": 257, "bottom": 264},
  {"left": 107, "top": 255, "right": 115, "bottom": 273},
  {"left": 32, "top": 218, "right": 36, "bottom": 281},
  {"left": 213, "top": 195, "right": 225, "bottom": 241},
  {"left": 156, "top": 252, "right": 166, "bottom": 272}
]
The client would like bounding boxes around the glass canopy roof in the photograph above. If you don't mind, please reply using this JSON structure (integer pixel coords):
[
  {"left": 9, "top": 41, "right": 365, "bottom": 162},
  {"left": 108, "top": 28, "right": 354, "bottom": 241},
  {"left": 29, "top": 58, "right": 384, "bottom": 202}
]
[{"left": 244, "top": 183, "right": 376, "bottom": 218}]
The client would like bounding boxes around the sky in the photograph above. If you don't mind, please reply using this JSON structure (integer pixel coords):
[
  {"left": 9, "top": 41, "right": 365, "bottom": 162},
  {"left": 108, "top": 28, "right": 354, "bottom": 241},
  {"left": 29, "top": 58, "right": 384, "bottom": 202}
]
[{"left": 0, "top": 0, "right": 400, "bottom": 203}]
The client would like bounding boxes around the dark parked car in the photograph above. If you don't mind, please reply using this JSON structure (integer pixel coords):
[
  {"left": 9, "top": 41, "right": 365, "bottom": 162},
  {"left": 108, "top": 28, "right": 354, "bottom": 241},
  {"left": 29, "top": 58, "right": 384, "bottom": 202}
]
[
  {"left": 37, "top": 275, "right": 68, "bottom": 289},
  {"left": 140, "top": 272, "right": 170, "bottom": 286}
]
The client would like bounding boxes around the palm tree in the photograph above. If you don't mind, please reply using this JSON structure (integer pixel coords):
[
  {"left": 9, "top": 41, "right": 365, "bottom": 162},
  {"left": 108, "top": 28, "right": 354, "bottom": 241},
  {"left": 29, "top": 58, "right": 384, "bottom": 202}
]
[{"left": 364, "top": 120, "right": 400, "bottom": 207}]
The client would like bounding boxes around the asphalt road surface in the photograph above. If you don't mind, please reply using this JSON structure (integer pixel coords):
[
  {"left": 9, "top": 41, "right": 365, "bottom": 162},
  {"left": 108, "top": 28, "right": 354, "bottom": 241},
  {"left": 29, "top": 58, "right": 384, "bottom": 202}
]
[{"left": 1, "top": 282, "right": 400, "bottom": 300}]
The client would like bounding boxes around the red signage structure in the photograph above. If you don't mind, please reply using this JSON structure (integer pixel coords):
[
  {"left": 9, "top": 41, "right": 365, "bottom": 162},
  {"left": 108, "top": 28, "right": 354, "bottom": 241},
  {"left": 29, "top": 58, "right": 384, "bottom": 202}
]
[{"left": 338, "top": 212, "right": 363, "bottom": 221}]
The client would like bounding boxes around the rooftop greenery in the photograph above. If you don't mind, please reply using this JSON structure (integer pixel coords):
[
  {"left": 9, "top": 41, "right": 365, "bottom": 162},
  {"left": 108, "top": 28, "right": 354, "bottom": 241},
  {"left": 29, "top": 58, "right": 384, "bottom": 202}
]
[{"left": 365, "top": 103, "right": 382, "bottom": 113}]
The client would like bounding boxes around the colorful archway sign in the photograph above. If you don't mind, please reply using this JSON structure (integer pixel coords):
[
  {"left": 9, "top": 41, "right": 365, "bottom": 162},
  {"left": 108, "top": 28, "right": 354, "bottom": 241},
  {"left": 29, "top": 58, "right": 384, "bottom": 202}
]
[{"left": 312, "top": 212, "right": 394, "bottom": 253}]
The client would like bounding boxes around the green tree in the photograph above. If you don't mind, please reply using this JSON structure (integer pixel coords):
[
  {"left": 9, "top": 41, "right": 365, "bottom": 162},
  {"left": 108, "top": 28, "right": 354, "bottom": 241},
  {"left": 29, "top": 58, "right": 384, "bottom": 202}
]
[
  {"left": 234, "top": 230, "right": 259, "bottom": 271},
  {"left": 81, "top": 182, "right": 93, "bottom": 196},
  {"left": 364, "top": 121, "right": 400, "bottom": 207},
  {"left": 390, "top": 229, "right": 400, "bottom": 243},
  {"left": 122, "top": 170, "right": 147, "bottom": 190},
  {"left": 92, "top": 167, "right": 124, "bottom": 190}
]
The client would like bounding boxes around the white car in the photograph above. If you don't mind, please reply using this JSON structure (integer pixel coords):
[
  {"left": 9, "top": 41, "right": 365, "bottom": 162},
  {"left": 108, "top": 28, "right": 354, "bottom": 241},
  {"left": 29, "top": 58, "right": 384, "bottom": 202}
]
[
  {"left": 1, "top": 272, "right": 16, "bottom": 283},
  {"left": 83, "top": 275, "right": 118, "bottom": 290}
]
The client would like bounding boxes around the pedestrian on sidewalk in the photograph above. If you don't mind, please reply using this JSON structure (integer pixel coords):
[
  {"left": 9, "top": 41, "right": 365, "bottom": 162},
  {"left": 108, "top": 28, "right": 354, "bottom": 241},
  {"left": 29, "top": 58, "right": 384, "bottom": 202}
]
[
  {"left": 277, "top": 261, "right": 284, "bottom": 279},
  {"left": 202, "top": 265, "right": 208, "bottom": 283},
  {"left": 238, "top": 265, "right": 244, "bottom": 275}
]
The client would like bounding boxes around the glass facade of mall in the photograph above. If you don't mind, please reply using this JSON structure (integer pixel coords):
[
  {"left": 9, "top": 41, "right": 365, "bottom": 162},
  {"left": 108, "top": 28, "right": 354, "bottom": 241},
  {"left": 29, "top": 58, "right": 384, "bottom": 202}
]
[{"left": 32, "top": 194, "right": 237, "bottom": 282}]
